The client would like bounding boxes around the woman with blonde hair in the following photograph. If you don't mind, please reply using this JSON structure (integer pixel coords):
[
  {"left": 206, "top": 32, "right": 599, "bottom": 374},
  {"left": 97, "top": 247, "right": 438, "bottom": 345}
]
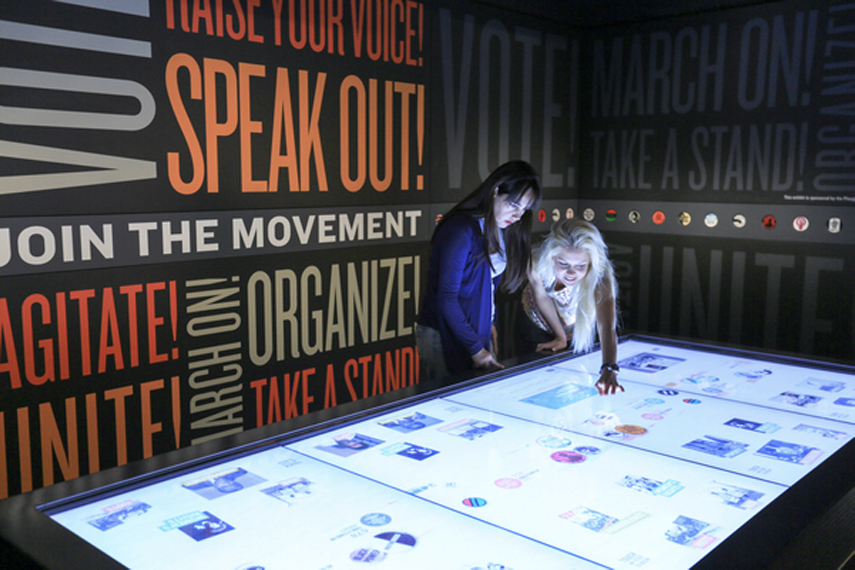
[{"left": 520, "top": 218, "right": 623, "bottom": 395}]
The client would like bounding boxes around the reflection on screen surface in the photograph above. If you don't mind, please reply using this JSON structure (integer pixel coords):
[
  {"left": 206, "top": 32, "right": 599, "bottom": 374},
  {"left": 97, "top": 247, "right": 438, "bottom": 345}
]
[{"left": 46, "top": 339, "right": 854, "bottom": 569}]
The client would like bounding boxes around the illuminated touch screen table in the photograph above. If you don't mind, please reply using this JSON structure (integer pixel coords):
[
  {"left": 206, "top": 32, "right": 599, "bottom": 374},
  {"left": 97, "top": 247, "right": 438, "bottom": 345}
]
[{"left": 1, "top": 336, "right": 854, "bottom": 569}]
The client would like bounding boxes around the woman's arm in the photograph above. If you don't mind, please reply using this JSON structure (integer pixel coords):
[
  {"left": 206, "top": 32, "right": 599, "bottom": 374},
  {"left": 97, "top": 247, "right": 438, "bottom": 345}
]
[
  {"left": 595, "top": 275, "right": 623, "bottom": 395},
  {"left": 433, "top": 217, "right": 499, "bottom": 369},
  {"left": 528, "top": 269, "right": 568, "bottom": 352}
]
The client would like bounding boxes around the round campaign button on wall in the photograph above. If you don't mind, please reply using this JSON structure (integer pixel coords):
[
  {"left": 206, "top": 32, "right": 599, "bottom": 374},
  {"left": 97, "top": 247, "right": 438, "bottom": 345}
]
[
  {"left": 566, "top": 208, "right": 575, "bottom": 219},
  {"left": 793, "top": 216, "right": 809, "bottom": 232},
  {"left": 606, "top": 209, "right": 617, "bottom": 221},
  {"left": 762, "top": 215, "right": 777, "bottom": 229},
  {"left": 704, "top": 213, "right": 718, "bottom": 228},
  {"left": 733, "top": 213, "right": 746, "bottom": 228},
  {"left": 552, "top": 208, "right": 560, "bottom": 222},
  {"left": 538, "top": 209, "right": 547, "bottom": 223},
  {"left": 583, "top": 208, "right": 595, "bottom": 221},
  {"left": 652, "top": 211, "right": 665, "bottom": 225},
  {"left": 678, "top": 212, "right": 691, "bottom": 226},
  {"left": 628, "top": 210, "right": 641, "bottom": 223},
  {"left": 827, "top": 217, "right": 841, "bottom": 233}
]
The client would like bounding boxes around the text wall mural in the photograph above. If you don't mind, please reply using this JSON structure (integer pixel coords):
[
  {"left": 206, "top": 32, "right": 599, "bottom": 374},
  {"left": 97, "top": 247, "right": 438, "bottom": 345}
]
[
  {"left": 579, "top": 0, "right": 855, "bottom": 361},
  {"left": 0, "top": 0, "right": 577, "bottom": 499}
]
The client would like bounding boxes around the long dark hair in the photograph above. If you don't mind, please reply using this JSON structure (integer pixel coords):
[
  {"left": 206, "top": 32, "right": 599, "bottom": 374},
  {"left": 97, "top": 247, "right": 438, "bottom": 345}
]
[{"left": 437, "top": 160, "right": 542, "bottom": 292}]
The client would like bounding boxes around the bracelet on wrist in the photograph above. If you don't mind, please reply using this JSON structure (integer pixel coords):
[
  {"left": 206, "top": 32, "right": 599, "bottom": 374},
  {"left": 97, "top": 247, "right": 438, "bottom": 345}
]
[{"left": 600, "top": 362, "right": 620, "bottom": 374}]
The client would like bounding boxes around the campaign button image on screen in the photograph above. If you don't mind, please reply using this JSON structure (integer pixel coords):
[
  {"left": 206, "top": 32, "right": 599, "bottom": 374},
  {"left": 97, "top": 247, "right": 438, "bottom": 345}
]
[
  {"left": 616, "top": 425, "right": 648, "bottom": 435},
  {"left": 463, "top": 497, "right": 487, "bottom": 507},
  {"left": 538, "top": 209, "right": 547, "bottom": 223},
  {"left": 733, "top": 213, "right": 747, "bottom": 228},
  {"left": 566, "top": 207, "right": 574, "bottom": 218},
  {"left": 583, "top": 208, "right": 595, "bottom": 221},
  {"left": 652, "top": 211, "right": 665, "bottom": 225},
  {"left": 372, "top": 531, "right": 417, "bottom": 552},
  {"left": 762, "top": 215, "right": 777, "bottom": 229},
  {"left": 628, "top": 210, "right": 641, "bottom": 223},
  {"left": 361, "top": 513, "right": 392, "bottom": 527},
  {"left": 550, "top": 451, "right": 586, "bottom": 463},
  {"left": 793, "top": 216, "right": 809, "bottom": 232},
  {"left": 606, "top": 209, "right": 617, "bottom": 221},
  {"left": 552, "top": 208, "right": 561, "bottom": 221},
  {"left": 704, "top": 213, "right": 718, "bottom": 228},
  {"left": 678, "top": 212, "right": 691, "bottom": 226},
  {"left": 537, "top": 435, "right": 572, "bottom": 448},
  {"left": 495, "top": 477, "right": 523, "bottom": 489}
]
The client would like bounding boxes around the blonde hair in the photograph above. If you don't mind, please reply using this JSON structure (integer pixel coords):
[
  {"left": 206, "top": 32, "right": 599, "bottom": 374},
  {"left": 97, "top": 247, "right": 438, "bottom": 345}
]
[{"left": 532, "top": 219, "right": 618, "bottom": 353}]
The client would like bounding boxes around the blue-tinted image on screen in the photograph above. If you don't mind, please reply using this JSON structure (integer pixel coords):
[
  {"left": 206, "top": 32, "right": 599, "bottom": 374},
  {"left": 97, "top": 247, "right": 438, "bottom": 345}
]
[{"left": 44, "top": 339, "right": 854, "bottom": 569}]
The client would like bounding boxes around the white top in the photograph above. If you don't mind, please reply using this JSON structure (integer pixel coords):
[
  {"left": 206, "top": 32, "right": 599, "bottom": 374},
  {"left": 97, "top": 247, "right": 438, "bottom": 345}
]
[
  {"left": 523, "top": 274, "right": 579, "bottom": 333},
  {"left": 480, "top": 219, "right": 506, "bottom": 324}
]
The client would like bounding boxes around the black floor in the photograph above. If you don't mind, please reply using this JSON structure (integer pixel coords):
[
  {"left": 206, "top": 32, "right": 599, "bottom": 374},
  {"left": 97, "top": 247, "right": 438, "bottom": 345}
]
[{"left": 768, "top": 485, "right": 855, "bottom": 570}]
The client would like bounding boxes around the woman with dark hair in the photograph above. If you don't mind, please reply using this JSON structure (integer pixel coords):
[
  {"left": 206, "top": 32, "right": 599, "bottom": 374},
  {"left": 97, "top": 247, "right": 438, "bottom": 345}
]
[{"left": 417, "top": 160, "right": 542, "bottom": 381}]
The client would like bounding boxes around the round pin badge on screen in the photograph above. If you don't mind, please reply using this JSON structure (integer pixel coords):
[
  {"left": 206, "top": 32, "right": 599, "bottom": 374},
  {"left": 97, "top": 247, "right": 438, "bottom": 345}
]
[
  {"left": 652, "top": 211, "right": 665, "bottom": 225},
  {"left": 793, "top": 216, "right": 809, "bottom": 232},
  {"left": 463, "top": 497, "right": 487, "bottom": 507},
  {"left": 628, "top": 210, "right": 641, "bottom": 224},
  {"left": 606, "top": 209, "right": 617, "bottom": 222},
  {"left": 361, "top": 513, "right": 392, "bottom": 527},
  {"left": 704, "top": 213, "right": 718, "bottom": 228},
  {"left": 566, "top": 208, "right": 575, "bottom": 219},
  {"left": 762, "top": 215, "right": 777, "bottom": 230},
  {"left": 678, "top": 212, "right": 691, "bottom": 226},
  {"left": 733, "top": 213, "right": 746, "bottom": 229},
  {"left": 583, "top": 208, "right": 595, "bottom": 221}
]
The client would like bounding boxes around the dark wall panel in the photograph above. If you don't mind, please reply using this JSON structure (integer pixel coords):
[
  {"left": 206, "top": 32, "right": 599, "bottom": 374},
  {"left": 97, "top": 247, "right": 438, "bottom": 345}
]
[
  {"left": 0, "top": 0, "right": 577, "bottom": 499},
  {"left": 578, "top": 0, "right": 855, "bottom": 361}
]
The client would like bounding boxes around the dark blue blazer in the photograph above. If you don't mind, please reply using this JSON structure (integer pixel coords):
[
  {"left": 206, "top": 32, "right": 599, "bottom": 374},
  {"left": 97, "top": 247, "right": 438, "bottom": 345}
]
[{"left": 419, "top": 213, "right": 500, "bottom": 372}]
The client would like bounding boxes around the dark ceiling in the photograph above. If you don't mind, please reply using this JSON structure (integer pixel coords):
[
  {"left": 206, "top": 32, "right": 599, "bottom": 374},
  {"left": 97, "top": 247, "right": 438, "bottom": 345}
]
[{"left": 473, "top": 0, "right": 782, "bottom": 28}]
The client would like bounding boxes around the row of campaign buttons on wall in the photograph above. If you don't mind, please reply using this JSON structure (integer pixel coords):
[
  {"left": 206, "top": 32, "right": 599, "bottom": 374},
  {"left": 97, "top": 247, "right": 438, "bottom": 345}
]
[{"left": 535, "top": 208, "right": 843, "bottom": 234}]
